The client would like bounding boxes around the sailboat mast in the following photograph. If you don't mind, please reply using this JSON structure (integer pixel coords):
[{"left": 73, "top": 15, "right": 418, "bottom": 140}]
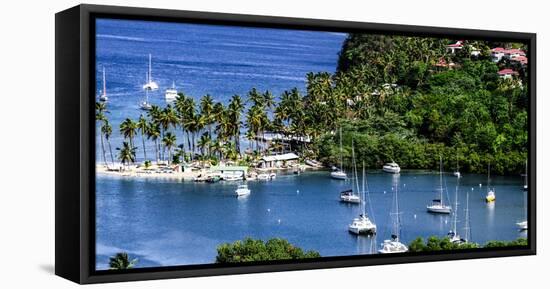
[
  {"left": 148, "top": 53, "right": 152, "bottom": 82},
  {"left": 339, "top": 127, "right": 343, "bottom": 172},
  {"left": 362, "top": 161, "right": 366, "bottom": 216},
  {"left": 394, "top": 176, "right": 400, "bottom": 239},
  {"left": 525, "top": 159, "right": 528, "bottom": 187},
  {"left": 487, "top": 162, "right": 491, "bottom": 193},
  {"left": 102, "top": 67, "right": 106, "bottom": 97},
  {"left": 453, "top": 179, "right": 459, "bottom": 233},
  {"left": 439, "top": 156, "right": 444, "bottom": 204}
]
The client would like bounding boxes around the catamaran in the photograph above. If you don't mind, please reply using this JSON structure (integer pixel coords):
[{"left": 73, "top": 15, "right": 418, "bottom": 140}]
[
  {"left": 348, "top": 151, "right": 376, "bottom": 235},
  {"left": 98, "top": 67, "right": 108, "bottom": 102},
  {"left": 142, "top": 54, "right": 159, "bottom": 91},
  {"left": 427, "top": 156, "right": 452, "bottom": 214},
  {"left": 331, "top": 127, "right": 347, "bottom": 180},
  {"left": 378, "top": 174, "right": 408, "bottom": 253},
  {"left": 165, "top": 81, "right": 178, "bottom": 102},
  {"left": 485, "top": 163, "right": 496, "bottom": 202}
]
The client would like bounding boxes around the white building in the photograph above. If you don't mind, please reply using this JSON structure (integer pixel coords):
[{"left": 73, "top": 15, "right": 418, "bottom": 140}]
[
  {"left": 259, "top": 153, "right": 300, "bottom": 168},
  {"left": 446, "top": 41, "right": 463, "bottom": 54}
]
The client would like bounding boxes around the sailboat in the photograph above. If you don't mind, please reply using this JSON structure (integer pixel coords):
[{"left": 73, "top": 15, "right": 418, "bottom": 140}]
[
  {"left": 98, "top": 67, "right": 108, "bottom": 102},
  {"left": 517, "top": 181, "right": 528, "bottom": 230},
  {"left": 427, "top": 156, "right": 452, "bottom": 214},
  {"left": 523, "top": 160, "right": 529, "bottom": 191},
  {"left": 142, "top": 54, "right": 159, "bottom": 91},
  {"left": 165, "top": 81, "right": 178, "bottom": 102},
  {"left": 348, "top": 152, "right": 376, "bottom": 235},
  {"left": 378, "top": 174, "right": 408, "bottom": 253},
  {"left": 331, "top": 127, "right": 347, "bottom": 180},
  {"left": 485, "top": 163, "right": 496, "bottom": 202},
  {"left": 140, "top": 77, "right": 152, "bottom": 111},
  {"left": 453, "top": 152, "right": 461, "bottom": 178},
  {"left": 447, "top": 178, "right": 462, "bottom": 243},
  {"left": 340, "top": 145, "right": 360, "bottom": 204}
]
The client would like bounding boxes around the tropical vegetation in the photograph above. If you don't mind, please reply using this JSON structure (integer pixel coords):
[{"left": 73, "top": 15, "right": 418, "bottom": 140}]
[
  {"left": 108, "top": 252, "right": 138, "bottom": 270},
  {"left": 215, "top": 237, "right": 321, "bottom": 263},
  {"left": 408, "top": 236, "right": 527, "bottom": 252}
]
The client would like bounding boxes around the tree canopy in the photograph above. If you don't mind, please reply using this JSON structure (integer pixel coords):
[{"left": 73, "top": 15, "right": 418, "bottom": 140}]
[{"left": 215, "top": 238, "right": 321, "bottom": 263}]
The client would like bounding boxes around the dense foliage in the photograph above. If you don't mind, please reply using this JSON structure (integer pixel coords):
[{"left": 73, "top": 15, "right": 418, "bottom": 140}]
[
  {"left": 96, "top": 34, "right": 528, "bottom": 175},
  {"left": 215, "top": 238, "right": 321, "bottom": 263},
  {"left": 408, "top": 236, "right": 527, "bottom": 252}
]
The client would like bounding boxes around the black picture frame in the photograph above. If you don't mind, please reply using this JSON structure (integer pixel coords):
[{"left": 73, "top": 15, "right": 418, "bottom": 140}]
[{"left": 55, "top": 4, "right": 536, "bottom": 284}]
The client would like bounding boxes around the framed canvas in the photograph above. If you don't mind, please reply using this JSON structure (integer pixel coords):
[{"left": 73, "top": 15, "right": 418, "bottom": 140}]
[{"left": 55, "top": 4, "right": 536, "bottom": 284}]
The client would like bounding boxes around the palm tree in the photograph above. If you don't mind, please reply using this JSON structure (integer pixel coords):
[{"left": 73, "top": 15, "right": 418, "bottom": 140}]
[
  {"left": 108, "top": 252, "right": 138, "bottom": 270},
  {"left": 228, "top": 94, "right": 244, "bottom": 154},
  {"left": 197, "top": 132, "right": 211, "bottom": 157},
  {"left": 101, "top": 119, "right": 115, "bottom": 166},
  {"left": 146, "top": 122, "right": 161, "bottom": 163},
  {"left": 162, "top": 132, "right": 177, "bottom": 162},
  {"left": 200, "top": 94, "right": 215, "bottom": 139},
  {"left": 117, "top": 142, "right": 136, "bottom": 168},
  {"left": 96, "top": 102, "right": 108, "bottom": 166},
  {"left": 137, "top": 115, "right": 148, "bottom": 162},
  {"left": 119, "top": 118, "right": 137, "bottom": 150}
]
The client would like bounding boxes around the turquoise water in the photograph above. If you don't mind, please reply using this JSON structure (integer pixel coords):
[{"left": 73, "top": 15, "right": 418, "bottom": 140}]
[{"left": 96, "top": 171, "right": 527, "bottom": 269}]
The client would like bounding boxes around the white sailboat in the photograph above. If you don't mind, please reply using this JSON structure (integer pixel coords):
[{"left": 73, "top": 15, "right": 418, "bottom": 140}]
[
  {"left": 235, "top": 184, "right": 250, "bottom": 197},
  {"left": 348, "top": 149, "right": 376, "bottom": 235},
  {"left": 462, "top": 192, "right": 472, "bottom": 243},
  {"left": 165, "top": 81, "right": 178, "bottom": 102},
  {"left": 98, "top": 67, "right": 108, "bottom": 102},
  {"left": 378, "top": 174, "right": 408, "bottom": 253},
  {"left": 517, "top": 181, "right": 528, "bottom": 230},
  {"left": 485, "top": 163, "right": 496, "bottom": 202},
  {"left": 140, "top": 75, "right": 152, "bottom": 111},
  {"left": 447, "top": 178, "right": 462, "bottom": 243},
  {"left": 142, "top": 54, "right": 159, "bottom": 91},
  {"left": 331, "top": 127, "right": 347, "bottom": 180},
  {"left": 427, "top": 156, "right": 452, "bottom": 214},
  {"left": 453, "top": 152, "right": 461, "bottom": 178}
]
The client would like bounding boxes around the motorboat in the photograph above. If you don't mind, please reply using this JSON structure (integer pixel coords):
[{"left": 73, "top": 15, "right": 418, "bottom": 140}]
[
  {"left": 382, "top": 162, "right": 401, "bottom": 173},
  {"left": 235, "top": 184, "right": 251, "bottom": 197},
  {"left": 516, "top": 221, "right": 528, "bottom": 230},
  {"left": 165, "top": 81, "right": 178, "bottom": 102}
]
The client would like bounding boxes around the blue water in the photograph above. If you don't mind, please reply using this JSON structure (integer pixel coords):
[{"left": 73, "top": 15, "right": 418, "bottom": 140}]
[
  {"left": 95, "top": 18, "right": 346, "bottom": 161},
  {"left": 96, "top": 171, "right": 527, "bottom": 269},
  {"left": 94, "top": 19, "right": 527, "bottom": 270}
]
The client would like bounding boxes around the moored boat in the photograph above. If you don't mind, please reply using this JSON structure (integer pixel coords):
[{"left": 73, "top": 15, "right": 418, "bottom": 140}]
[
  {"left": 235, "top": 184, "right": 251, "bottom": 197},
  {"left": 142, "top": 54, "right": 159, "bottom": 90},
  {"left": 382, "top": 162, "right": 401, "bottom": 174},
  {"left": 427, "top": 156, "right": 452, "bottom": 214}
]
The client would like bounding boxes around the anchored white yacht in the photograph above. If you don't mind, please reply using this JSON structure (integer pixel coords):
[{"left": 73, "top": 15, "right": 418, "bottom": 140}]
[
  {"left": 427, "top": 156, "right": 452, "bottom": 214},
  {"left": 165, "top": 81, "right": 178, "bottom": 102},
  {"left": 348, "top": 147, "right": 376, "bottom": 235},
  {"left": 98, "top": 67, "right": 108, "bottom": 102},
  {"left": 235, "top": 184, "right": 250, "bottom": 197},
  {"left": 331, "top": 127, "right": 347, "bottom": 180},
  {"left": 379, "top": 174, "right": 408, "bottom": 253},
  {"left": 382, "top": 162, "right": 401, "bottom": 174}
]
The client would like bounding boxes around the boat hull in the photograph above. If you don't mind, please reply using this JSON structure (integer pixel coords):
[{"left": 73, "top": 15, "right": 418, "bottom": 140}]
[
  {"left": 330, "top": 171, "right": 347, "bottom": 180},
  {"left": 427, "top": 205, "right": 452, "bottom": 214},
  {"left": 382, "top": 167, "right": 401, "bottom": 174}
]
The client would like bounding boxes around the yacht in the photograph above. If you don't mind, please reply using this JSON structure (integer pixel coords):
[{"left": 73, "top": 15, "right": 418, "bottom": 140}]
[
  {"left": 348, "top": 149, "right": 377, "bottom": 235},
  {"left": 516, "top": 221, "right": 528, "bottom": 230},
  {"left": 447, "top": 178, "right": 462, "bottom": 243},
  {"left": 235, "top": 184, "right": 251, "bottom": 197},
  {"left": 142, "top": 54, "right": 159, "bottom": 91},
  {"left": 382, "top": 162, "right": 401, "bottom": 173},
  {"left": 98, "top": 67, "right": 108, "bottom": 102},
  {"left": 379, "top": 174, "right": 408, "bottom": 253},
  {"left": 165, "top": 81, "right": 178, "bottom": 102},
  {"left": 331, "top": 127, "right": 347, "bottom": 180},
  {"left": 140, "top": 87, "right": 152, "bottom": 111},
  {"left": 340, "top": 189, "right": 361, "bottom": 204},
  {"left": 224, "top": 172, "right": 244, "bottom": 181},
  {"left": 427, "top": 156, "right": 452, "bottom": 214},
  {"left": 485, "top": 163, "right": 496, "bottom": 202}
]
